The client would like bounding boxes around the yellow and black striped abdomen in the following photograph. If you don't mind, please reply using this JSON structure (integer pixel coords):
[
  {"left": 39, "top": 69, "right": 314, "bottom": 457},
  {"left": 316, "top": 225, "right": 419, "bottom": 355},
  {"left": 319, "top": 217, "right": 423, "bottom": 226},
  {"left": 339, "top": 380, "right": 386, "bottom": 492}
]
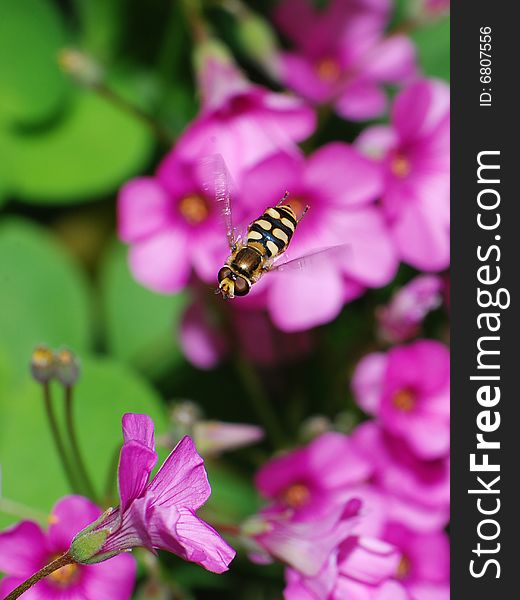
[{"left": 246, "top": 205, "right": 297, "bottom": 258}]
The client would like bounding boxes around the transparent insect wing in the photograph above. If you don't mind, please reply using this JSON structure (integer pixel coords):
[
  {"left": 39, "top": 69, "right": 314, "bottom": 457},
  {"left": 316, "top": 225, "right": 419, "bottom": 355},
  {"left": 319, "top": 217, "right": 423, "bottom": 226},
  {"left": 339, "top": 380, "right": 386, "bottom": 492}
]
[
  {"left": 198, "top": 153, "right": 240, "bottom": 251},
  {"left": 269, "top": 244, "right": 353, "bottom": 275}
]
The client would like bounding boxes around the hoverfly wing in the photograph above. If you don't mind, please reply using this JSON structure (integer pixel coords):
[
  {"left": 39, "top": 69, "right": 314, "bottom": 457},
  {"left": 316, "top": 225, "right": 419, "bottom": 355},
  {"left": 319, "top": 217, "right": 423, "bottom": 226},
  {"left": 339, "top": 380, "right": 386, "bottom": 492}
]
[
  {"left": 270, "top": 244, "right": 352, "bottom": 274},
  {"left": 198, "top": 153, "right": 238, "bottom": 251}
]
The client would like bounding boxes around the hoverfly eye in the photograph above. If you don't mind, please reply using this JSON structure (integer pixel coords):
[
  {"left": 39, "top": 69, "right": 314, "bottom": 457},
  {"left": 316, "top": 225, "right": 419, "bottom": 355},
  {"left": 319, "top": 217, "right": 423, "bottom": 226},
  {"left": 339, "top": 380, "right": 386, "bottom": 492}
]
[
  {"left": 218, "top": 267, "right": 232, "bottom": 283},
  {"left": 234, "top": 276, "right": 250, "bottom": 296}
]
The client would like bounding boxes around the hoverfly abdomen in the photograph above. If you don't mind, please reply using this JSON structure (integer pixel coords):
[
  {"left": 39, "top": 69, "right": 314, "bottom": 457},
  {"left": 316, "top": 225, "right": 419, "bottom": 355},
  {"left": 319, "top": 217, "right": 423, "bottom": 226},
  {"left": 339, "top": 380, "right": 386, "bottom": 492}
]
[{"left": 246, "top": 205, "right": 297, "bottom": 259}]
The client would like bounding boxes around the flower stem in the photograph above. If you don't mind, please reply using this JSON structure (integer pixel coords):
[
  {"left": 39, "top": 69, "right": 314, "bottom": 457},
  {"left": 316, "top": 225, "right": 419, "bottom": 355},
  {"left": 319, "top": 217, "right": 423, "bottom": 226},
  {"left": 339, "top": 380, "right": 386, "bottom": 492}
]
[
  {"left": 4, "top": 554, "right": 75, "bottom": 600},
  {"left": 233, "top": 356, "right": 286, "bottom": 448},
  {"left": 92, "top": 82, "right": 173, "bottom": 146},
  {"left": 42, "top": 382, "right": 79, "bottom": 493},
  {"left": 64, "top": 385, "right": 99, "bottom": 503}
]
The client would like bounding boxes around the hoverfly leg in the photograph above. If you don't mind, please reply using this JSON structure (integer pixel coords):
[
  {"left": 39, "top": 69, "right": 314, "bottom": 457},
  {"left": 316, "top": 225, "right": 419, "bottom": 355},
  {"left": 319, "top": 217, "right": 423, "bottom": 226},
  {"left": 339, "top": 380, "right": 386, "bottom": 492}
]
[
  {"left": 297, "top": 204, "right": 310, "bottom": 223},
  {"left": 276, "top": 191, "right": 290, "bottom": 206}
]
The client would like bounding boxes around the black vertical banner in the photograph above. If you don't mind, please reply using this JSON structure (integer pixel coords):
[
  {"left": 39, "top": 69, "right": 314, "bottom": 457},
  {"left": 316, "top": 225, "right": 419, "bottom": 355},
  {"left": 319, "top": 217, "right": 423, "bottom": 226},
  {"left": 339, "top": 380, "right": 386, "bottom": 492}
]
[{"left": 452, "top": 1, "right": 518, "bottom": 598}]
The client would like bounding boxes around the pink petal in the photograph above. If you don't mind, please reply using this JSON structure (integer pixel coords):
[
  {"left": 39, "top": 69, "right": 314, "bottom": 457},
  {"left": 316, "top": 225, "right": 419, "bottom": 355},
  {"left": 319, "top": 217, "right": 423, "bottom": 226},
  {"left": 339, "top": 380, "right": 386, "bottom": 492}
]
[
  {"left": 339, "top": 537, "right": 400, "bottom": 585},
  {"left": 305, "top": 143, "right": 383, "bottom": 207},
  {"left": 146, "top": 436, "right": 211, "bottom": 510},
  {"left": 0, "top": 521, "right": 47, "bottom": 576},
  {"left": 128, "top": 227, "right": 191, "bottom": 293},
  {"left": 391, "top": 202, "right": 450, "bottom": 271},
  {"left": 279, "top": 53, "right": 334, "bottom": 103},
  {"left": 122, "top": 413, "right": 155, "bottom": 450},
  {"left": 118, "top": 440, "right": 158, "bottom": 513},
  {"left": 179, "top": 301, "right": 229, "bottom": 369},
  {"left": 173, "top": 508, "right": 236, "bottom": 573},
  {"left": 403, "top": 414, "right": 450, "bottom": 460},
  {"left": 355, "top": 125, "right": 397, "bottom": 159},
  {"left": 392, "top": 80, "right": 450, "bottom": 142},
  {"left": 336, "top": 80, "right": 387, "bottom": 121},
  {"left": 80, "top": 553, "right": 136, "bottom": 600},
  {"left": 48, "top": 496, "right": 102, "bottom": 553},
  {"left": 0, "top": 577, "right": 49, "bottom": 600},
  {"left": 337, "top": 208, "right": 399, "bottom": 286},
  {"left": 274, "top": 0, "right": 317, "bottom": 47},
  {"left": 352, "top": 352, "right": 387, "bottom": 415},
  {"left": 118, "top": 178, "right": 172, "bottom": 244},
  {"left": 267, "top": 266, "right": 346, "bottom": 332},
  {"left": 363, "top": 35, "right": 417, "bottom": 82}
]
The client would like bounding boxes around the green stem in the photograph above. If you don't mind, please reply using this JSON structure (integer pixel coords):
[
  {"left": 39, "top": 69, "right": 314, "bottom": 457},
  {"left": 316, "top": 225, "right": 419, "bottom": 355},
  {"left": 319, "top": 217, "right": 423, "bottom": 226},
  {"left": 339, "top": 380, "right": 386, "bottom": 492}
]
[
  {"left": 92, "top": 82, "right": 173, "bottom": 146},
  {"left": 42, "top": 382, "right": 79, "bottom": 493},
  {"left": 234, "top": 356, "right": 286, "bottom": 448},
  {"left": 64, "top": 385, "right": 99, "bottom": 502},
  {"left": 4, "top": 554, "right": 75, "bottom": 600},
  {"left": 0, "top": 499, "right": 48, "bottom": 524}
]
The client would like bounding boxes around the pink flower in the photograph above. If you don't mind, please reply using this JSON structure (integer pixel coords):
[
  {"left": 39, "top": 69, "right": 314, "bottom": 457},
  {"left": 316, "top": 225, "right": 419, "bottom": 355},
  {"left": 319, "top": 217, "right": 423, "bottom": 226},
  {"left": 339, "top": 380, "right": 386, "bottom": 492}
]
[
  {"left": 235, "top": 146, "right": 398, "bottom": 331},
  {"left": 352, "top": 340, "right": 450, "bottom": 459},
  {"left": 176, "top": 40, "right": 316, "bottom": 180},
  {"left": 0, "top": 496, "right": 136, "bottom": 600},
  {"left": 275, "top": 0, "right": 417, "bottom": 120},
  {"left": 179, "top": 295, "right": 313, "bottom": 369},
  {"left": 285, "top": 536, "right": 411, "bottom": 600},
  {"left": 71, "top": 413, "right": 235, "bottom": 574},
  {"left": 255, "top": 432, "right": 372, "bottom": 522},
  {"left": 383, "top": 523, "right": 450, "bottom": 600},
  {"left": 351, "top": 422, "right": 450, "bottom": 532},
  {"left": 118, "top": 151, "right": 244, "bottom": 293},
  {"left": 376, "top": 275, "right": 443, "bottom": 343},
  {"left": 248, "top": 499, "right": 362, "bottom": 576},
  {"left": 356, "top": 79, "right": 450, "bottom": 270}
]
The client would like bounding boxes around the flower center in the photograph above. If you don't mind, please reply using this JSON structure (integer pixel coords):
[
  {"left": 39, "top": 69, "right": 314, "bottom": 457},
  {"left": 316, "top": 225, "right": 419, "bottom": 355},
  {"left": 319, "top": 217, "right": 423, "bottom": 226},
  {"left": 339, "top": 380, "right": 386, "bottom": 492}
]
[
  {"left": 48, "top": 562, "right": 80, "bottom": 587},
  {"left": 316, "top": 58, "right": 341, "bottom": 83},
  {"left": 32, "top": 346, "right": 54, "bottom": 368},
  {"left": 179, "top": 194, "right": 209, "bottom": 225},
  {"left": 396, "top": 555, "right": 411, "bottom": 579},
  {"left": 392, "top": 389, "right": 416, "bottom": 412},
  {"left": 283, "top": 484, "right": 311, "bottom": 508},
  {"left": 391, "top": 154, "right": 411, "bottom": 178}
]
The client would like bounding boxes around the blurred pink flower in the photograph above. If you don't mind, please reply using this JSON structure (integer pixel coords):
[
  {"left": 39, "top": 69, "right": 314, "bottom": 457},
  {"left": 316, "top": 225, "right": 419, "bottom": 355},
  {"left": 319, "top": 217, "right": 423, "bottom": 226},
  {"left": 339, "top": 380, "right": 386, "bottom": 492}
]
[
  {"left": 118, "top": 150, "right": 250, "bottom": 293},
  {"left": 424, "top": 0, "right": 450, "bottom": 16},
  {"left": 176, "top": 41, "right": 316, "bottom": 180},
  {"left": 255, "top": 432, "right": 371, "bottom": 522},
  {"left": 376, "top": 275, "right": 443, "bottom": 343},
  {"left": 356, "top": 79, "right": 450, "bottom": 271},
  {"left": 352, "top": 422, "right": 450, "bottom": 532},
  {"left": 352, "top": 340, "right": 450, "bottom": 459},
  {"left": 285, "top": 536, "right": 410, "bottom": 600},
  {"left": 274, "top": 0, "right": 416, "bottom": 120},
  {"left": 383, "top": 522, "right": 450, "bottom": 600},
  {"left": 248, "top": 499, "right": 361, "bottom": 576},
  {"left": 72, "top": 413, "right": 235, "bottom": 573},
  {"left": 235, "top": 146, "right": 398, "bottom": 331},
  {"left": 0, "top": 496, "right": 136, "bottom": 600},
  {"left": 178, "top": 296, "right": 313, "bottom": 369}
]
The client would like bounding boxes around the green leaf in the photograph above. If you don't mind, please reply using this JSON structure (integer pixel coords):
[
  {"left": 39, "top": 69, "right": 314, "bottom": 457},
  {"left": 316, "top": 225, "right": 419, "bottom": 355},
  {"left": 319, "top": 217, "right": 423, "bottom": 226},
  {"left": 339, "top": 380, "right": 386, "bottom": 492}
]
[
  {"left": 3, "top": 88, "right": 154, "bottom": 204},
  {"left": 412, "top": 17, "right": 450, "bottom": 82},
  {"left": 0, "top": 218, "right": 92, "bottom": 383},
  {"left": 0, "top": 0, "right": 68, "bottom": 125},
  {"left": 0, "top": 355, "right": 167, "bottom": 528},
  {"left": 100, "top": 241, "right": 187, "bottom": 378}
]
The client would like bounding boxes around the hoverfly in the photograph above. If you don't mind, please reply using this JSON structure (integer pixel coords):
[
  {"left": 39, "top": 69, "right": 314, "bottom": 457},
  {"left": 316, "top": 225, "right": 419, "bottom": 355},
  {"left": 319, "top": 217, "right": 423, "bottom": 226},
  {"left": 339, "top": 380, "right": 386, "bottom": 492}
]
[{"left": 201, "top": 154, "right": 351, "bottom": 299}]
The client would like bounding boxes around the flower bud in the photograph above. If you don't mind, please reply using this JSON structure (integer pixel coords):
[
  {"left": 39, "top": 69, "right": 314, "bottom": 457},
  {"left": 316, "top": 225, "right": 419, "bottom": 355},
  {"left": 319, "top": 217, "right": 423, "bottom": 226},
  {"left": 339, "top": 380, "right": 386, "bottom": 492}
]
[
  {"left": 236, "top": 13, "right": 281, "bottom": 78},
  {"left": 55, "top": 348, "right": 81, "bottom": 386},
  {"left": 58, "top": 48, "right": 104, "bottom": 88},
  {"left": 69, "top": 528, "right": 110, "bottom": 564},
  {"left": 30, "top": 345, "right": 55, "bottom": 383}
]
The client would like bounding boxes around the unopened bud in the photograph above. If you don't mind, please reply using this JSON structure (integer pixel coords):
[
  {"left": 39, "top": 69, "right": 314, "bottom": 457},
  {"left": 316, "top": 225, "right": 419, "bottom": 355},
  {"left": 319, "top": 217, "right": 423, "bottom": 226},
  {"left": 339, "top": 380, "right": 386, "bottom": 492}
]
[
  {"left": 55, "top": 348, "right": 80, "bottom": 386},
  {"left": 236, "top": 13, "right": 281, "bottom": 78},
  {"left": 30, "top": 345, "right": 55, "bottom": 383},
  {"left": 58, "top": 48, "right": 104, "bottom": 88}
]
